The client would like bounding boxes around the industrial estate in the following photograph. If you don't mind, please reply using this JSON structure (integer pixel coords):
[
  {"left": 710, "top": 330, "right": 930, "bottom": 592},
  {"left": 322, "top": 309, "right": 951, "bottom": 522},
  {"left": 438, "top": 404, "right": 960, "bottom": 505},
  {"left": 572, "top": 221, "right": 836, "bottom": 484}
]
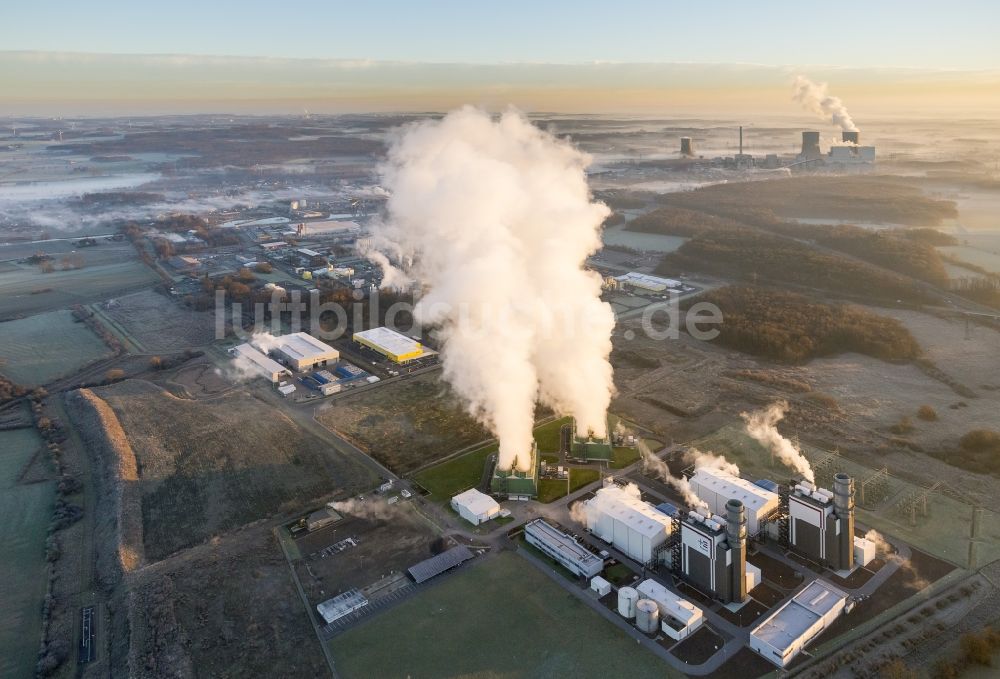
[{"left": 1, "top": 47, "right": 999, "bottom": 679}]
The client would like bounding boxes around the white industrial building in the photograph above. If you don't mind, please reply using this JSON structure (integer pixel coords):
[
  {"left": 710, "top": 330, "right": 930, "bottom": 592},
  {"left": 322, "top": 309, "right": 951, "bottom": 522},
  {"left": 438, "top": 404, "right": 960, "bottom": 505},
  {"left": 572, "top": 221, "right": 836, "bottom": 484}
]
[
  {"left": 689, "top": 467, "right": 780, "bottom": 537},
  {"left": 451, "top": 488, "right": 501, "bottom": 525},
  {"left": 590, "top": 575, "right": 612, "bottom": 597},
  {"left": 524, "top": 519, "right": 604, "bottom": 579},
  {"left": 854, "top": 535, "right": 876, "bottom": 567},
  {"left": 229, "top": 343, "right": 292, "bottom": 383},
  {"left": 262, "top": 332, "right": 339, "bottom": 371},
  {"left": 295, "top": 219, "right": 360, "bottom": 236},
  {"left": 612, "top": 272, "right": 684, "bottom": 294},
  {"left": 582, "top": 484, "right": 674, "bottom": 564},
  {"left": 788, "top": 474, "right": 856, "bottom": 571},
  {"left": 635, "top": 579, "right": 705, "bottom": 640},
  {"left": 749, "top": 580, "right": 848, "bottom": 667}
]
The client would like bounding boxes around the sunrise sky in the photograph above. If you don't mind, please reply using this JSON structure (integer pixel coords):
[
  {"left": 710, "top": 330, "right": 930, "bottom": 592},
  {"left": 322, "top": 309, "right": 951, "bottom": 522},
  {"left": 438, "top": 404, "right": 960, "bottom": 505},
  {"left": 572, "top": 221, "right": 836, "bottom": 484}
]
[{"left": 2, "top": 0, "right": 998, "bottom": 115}]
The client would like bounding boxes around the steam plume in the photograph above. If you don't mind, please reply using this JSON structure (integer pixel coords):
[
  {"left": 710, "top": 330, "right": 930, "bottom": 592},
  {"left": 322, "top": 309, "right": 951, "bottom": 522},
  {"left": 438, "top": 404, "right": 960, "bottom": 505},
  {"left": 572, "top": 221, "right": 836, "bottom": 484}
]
[
  {"left": 683, "top": 446, "right": 740, "bottom": 478},
  {"left": 865, "top": 529, "right": 929, "bottom": 591},
  {"left": 742, "top": 401, "right": 815, "bottom": 483},
  {"left": 638, "top": 441, "right": 708, "bottom": 510},
  {"left": 326, "top": 498, "right": 398, "bottom": 521},
  {"left": 365, "top": 107, "right": 615, "bottom": 471},
  {"left": 792, "top": 75, "right": 858, "bottom": 132}
]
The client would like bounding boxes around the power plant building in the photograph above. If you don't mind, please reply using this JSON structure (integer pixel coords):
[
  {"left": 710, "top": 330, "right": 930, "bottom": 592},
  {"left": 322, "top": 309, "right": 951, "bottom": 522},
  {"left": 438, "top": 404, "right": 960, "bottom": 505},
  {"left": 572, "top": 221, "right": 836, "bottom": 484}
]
[
  {"left": 353, "top": 327, "right": 431, "bottom": 364},
  {"left": 749, "top": 579, "right": 848, "bottom": 667},
  {"left": 679, "top": 500, "right": 759, "bottom": 604},
  {"left": 491, "top": 444, "right": 539, "bottom": 499},
  {"left": 451, "top": 488, "right": 501, "bottom": 525},
  {"left": 569, "top": 418, "right": 613, "bottom": 461},
  {"left": 524, "top": 519, "right": 604, "bottom": 579},
  {"left": 583, "top": 484, "right": 674, "bottom": 564},
  {"left": 635, "top": 578, "right": 705, "bottom": 640},
  {"left": 788, "top": 473, "right": 856, "bottom": 571},
  {"left": 265, "top": 332, "right": 339, "bottom": 371},
  {"left": 689, "top": 467, "right": 780, "bottom": 537},
  {"left": 229, "top": 343, "right": 291, "bottom": 383}
]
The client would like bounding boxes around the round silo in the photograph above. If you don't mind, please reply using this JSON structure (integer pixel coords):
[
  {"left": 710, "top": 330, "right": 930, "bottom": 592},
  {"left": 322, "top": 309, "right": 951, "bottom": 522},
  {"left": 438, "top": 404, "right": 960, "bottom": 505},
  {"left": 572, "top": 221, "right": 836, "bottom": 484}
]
[
  {"left": 635, "top": 599, "right": 660, "bottom": 634},
  {"left": 617, "top": 586, "right": 639, "bottom": 618}
]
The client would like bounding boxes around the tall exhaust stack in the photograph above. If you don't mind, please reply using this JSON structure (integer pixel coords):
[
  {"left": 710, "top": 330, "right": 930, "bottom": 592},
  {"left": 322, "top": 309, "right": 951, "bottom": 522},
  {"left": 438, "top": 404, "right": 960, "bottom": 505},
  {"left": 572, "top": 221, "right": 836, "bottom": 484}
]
[
  {"left": 726, "top": 499, "right": 748, "bottom": 602},
  {"left": 801, "top": 131, "right": 821, "bottom": 159},
  {"left": 833, "top": 473, "right": 855, "bottom": 570},
  {"left": 841, "top": 131, "right": 860, "bottom": 145},
  {"left": 680, "top": 137, "right": 694, "bottom": 157},
  {"left": 739, "top": 126, "right": 743, "bottom": 156}
]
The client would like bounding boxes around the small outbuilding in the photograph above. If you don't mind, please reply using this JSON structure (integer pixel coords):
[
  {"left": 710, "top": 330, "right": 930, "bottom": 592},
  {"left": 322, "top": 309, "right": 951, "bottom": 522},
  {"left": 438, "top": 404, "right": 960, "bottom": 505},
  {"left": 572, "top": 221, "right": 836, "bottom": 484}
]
[{"left": 450, "top": 488, "right": 501, "bottom": 526}]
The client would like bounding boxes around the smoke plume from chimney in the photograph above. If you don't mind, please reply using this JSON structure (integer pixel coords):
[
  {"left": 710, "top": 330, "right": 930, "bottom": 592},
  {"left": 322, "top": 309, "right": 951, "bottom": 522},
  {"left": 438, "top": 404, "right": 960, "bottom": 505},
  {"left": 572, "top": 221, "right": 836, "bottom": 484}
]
[
  {"left": 365, "top": 107, "right": 615, "bottom": 471},
  {"left": 792, "top": 75, "right": 859, "bottom": 132},
  {"left": 742, "top": 401, "right": 815, "bottom": 483}
]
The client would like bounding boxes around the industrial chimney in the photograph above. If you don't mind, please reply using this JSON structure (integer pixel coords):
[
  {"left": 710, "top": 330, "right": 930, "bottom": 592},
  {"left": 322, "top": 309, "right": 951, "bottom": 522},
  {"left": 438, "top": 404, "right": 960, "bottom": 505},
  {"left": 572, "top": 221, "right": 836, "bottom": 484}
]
[
  {"left": 801, "top": 131, "right": 822, "bottom": 159},
  {"left": 841, "top": 131, "right": 860, "bottom": 145},
  {"left": 680, "top": 137, "right": 694, "bottom": 157},
  {"left": 726, "top": 499, "right": 748, "bottom": 603},
  {"left": 833, "top": 473, "right": 855, "bottom": 570}
]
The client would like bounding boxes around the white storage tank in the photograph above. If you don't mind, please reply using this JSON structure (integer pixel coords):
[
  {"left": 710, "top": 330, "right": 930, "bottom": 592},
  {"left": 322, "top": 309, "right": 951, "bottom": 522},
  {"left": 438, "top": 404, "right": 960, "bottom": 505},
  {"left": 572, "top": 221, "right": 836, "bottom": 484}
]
[
  {"left": 635, "top": 598, "right": 660, "bottom": 634},
  {"left": 618, "top": 586, "right": 639, "bottom": 618}
]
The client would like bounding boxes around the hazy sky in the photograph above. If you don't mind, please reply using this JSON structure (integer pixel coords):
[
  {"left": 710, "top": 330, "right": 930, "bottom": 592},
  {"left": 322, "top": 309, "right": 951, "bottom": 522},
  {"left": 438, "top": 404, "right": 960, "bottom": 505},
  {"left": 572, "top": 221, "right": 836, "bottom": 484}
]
[{"left": 2, "top": 1, "right": 998, "bottom": 115}]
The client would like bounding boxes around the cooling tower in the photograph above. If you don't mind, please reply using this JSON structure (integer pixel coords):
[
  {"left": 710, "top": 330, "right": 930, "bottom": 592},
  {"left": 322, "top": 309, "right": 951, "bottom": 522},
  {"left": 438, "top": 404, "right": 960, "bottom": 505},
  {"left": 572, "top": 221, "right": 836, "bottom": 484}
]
[
  {"left": 680, "top": 137, "right": 694, "bottom": 157},
  {"left": 800, "top": 131, "right": 821, "bottom": 159},
  {"left": 833, "top": 473, "right": 856, "bottom": 571},
  {"left": 841, "top": 131, "right": 860, "bottom": 145}
]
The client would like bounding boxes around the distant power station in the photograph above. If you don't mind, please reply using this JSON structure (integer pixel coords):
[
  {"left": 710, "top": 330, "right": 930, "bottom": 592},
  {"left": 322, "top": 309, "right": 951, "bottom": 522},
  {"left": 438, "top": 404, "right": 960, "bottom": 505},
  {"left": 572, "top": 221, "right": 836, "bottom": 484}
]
[
  {"left": 797, "top": 130, "right": 875, "bottom": 166},
  {"left": 680, "top": 137, "right": 694, "bottom": 157}
]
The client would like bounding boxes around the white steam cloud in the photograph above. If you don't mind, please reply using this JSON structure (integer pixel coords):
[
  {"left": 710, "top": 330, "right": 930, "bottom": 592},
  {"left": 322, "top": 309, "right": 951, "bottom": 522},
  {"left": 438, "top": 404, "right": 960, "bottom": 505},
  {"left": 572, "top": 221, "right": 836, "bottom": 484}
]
[
  {"left": 742, "top": 401, "right": 815, "bottom": 483},
  {"left": 792, "top": 75, "right": 858, "bottom": 132},
  {"left": 683, "top": 446, "right": 741, "bottom": 478},
  {"left": 638, "top": 441, "right": 708, "bottom": 510},
  {"left": 365, "top": 107, "right": 616, "bottom": 471},
  {"left": 865, "top": 529, "right": 929, "bottom": 591},
  {"left": 327, "top": 498, "right": 398, "bottom": 521}
]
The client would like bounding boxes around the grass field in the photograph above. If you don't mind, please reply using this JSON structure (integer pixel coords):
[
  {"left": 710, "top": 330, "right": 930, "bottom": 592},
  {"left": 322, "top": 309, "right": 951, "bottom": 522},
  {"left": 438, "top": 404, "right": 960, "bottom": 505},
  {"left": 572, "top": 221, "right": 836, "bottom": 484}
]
[
  {"left": 0, "top": 255, "right": 157, "bottom": 319},
  {"left": 0, "top": 309, "right": 112, "bottom": 386},
  {"left": 939, "top": 245, "right": 1000, "bottom": 274},
  {"left": 537, "top": 468, "right": 602, "bottom": 503},
  {"left": 98, "top": 289, "right": 217, "bottom": 352},
  {"left": 317, "top": 372, "right": 490, "bottom": 474},
  {"left": 534, "top": 416, "right": 571, "bottom": 452},
  {"left": 87, "top": 380, "right": 377, "bottom": 560},
  {"left": 412, "top": 442, "right": 496, "bottom": 501},
  {"left": 0, "top": 427, "right": 54, "bottom": 679},
  {"left": 412, "top": 420, "right": 581, "bottom": 502},
  {"left": 328, "top": 551, "right": 679, "bottom": 679}
]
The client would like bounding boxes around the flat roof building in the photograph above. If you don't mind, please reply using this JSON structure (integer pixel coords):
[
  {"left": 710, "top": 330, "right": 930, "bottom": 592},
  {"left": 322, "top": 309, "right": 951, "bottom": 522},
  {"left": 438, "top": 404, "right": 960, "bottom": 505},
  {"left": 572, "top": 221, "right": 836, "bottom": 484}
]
[
  {"left": 230, "top": 343, "right": 291, "bottom": 383},
  {"left": 613, "top": 272, "right": 683, "bottom": 293},
  {"left": 583, "top": 484, "right": 674, "bottom": 565},
  {"left": 524, "top": 519, "right": 604, "bottom": 579},
  {"left": 689, "top": 467, "right": 780, "bottom": 537},
  {"left": 635, "top": 579, "right": 704, "bottom": 640},
  {"left": 749, "top": 580, "right": 848, "bottom": 667},
  {"left": 407, "top": 545, "right": 475, "bottom": 583},
  {"left": 353, "top": 327, "right": 431, "bottom": 364},
  {"left": 264, "top": 332, "right": 339, "bottom": 371},
  {"left": 316, "top": 589, "right": 368, "bottom": 624},
  {"left": 451, "top": 488, "right": 501, "bottom": 526}
]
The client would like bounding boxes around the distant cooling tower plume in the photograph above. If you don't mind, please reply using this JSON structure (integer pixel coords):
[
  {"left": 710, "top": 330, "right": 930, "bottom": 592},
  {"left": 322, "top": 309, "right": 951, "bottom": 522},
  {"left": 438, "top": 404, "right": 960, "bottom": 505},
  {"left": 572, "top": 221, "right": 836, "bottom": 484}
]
[
  {"left": 741, "top": 401, "right": 815, "bottom": 483},
  {"left": 364, "top": 107, "right": 615, "bottom": 471},
  {"left": 792, "top": 75, "right": 858, "bottom": 132},
  {"left": 638, "top": 441, "right": 707, "bottom": 509}
]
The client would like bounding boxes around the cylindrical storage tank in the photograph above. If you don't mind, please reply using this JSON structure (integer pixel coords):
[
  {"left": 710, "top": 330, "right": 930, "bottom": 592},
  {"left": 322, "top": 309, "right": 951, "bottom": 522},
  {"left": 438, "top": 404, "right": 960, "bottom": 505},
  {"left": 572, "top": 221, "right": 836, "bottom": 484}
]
[
  {"left": 635, "top": 599, "right": 660, "bottom": 634},
  {"left": 617, "top": 586, "right": 639, "bottom": 618}
]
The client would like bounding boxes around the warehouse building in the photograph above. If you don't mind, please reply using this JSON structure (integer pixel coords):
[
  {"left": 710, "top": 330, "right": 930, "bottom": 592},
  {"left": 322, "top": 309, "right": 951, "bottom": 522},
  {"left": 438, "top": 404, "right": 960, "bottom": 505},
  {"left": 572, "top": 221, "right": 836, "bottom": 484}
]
[
  {"left": 689, "top": 467, "right": 780, "bottom": 537},
  {"left": 265, "top": 332, "right": 339, "bottom": 371},
  {"left": 525, "top": 519, "right": 604, "bottom": 578},
  {"left": 582, "top": 484, "right": 674, "bottom": 564},
  {"left": 316, "top": 589, "right": 368, "bottom": 624},
  {"left": 788, "top": 473, "right": 857, "bottom": 571},
  {"left": 679, "top": 500, "right": 759, "bottom": 605},
  {"left": 612, "top": 271, "right": 684, "bottom": 294},
  {"left": 451, "top": 488, "right": 501, "bottom": 525},
  {"left": 353, "top": 327, "right": 432, "bottom": 364},
  {"left": 407, "top": 545, "right": 474, "bottom": 584},
  {"left": 749, "top": 579, "right": 848, "bottom": 667},
  {"left": 229, "top": 343, "right": 291, "bottom": 383},
  {"left": 635, "top": 579, "right": 705, "bottom": 640}
]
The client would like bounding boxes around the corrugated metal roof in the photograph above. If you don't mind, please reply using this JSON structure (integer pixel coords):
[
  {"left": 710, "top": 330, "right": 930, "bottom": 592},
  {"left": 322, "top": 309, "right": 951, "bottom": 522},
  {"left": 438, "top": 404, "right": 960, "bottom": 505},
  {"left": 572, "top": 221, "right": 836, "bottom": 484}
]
[
  {"left": 407, "top": 545, "right": 474, "bottom": 584},
  {"left": 691, "top": 467, "right": 780, "bottom": 514}
]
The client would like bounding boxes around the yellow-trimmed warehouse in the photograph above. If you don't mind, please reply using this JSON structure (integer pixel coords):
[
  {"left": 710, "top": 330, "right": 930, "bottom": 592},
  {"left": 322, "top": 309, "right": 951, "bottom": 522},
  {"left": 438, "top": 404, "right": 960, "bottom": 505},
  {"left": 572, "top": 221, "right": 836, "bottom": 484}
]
[{"left": 353, "top": 327, "right": 431, "bottom": 363}]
